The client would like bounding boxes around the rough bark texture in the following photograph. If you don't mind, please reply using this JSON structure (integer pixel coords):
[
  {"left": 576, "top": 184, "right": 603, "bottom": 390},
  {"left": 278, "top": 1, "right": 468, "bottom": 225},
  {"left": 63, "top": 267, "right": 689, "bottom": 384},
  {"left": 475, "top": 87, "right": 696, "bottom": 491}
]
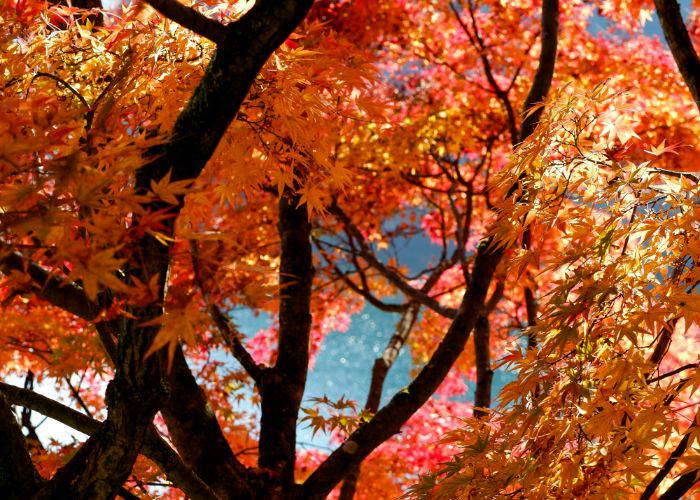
[
  {"left": 36, "top": 316, "right": 164, "bottom": 499},
  {"left": 0, "top": 382, "right": 217, "bottom": 499},
  {"left": 654, "top": 0, "right": 700, "bottom": 111},
  {"left": 258, "top": 191, "right": 314, "bottom": 488}
]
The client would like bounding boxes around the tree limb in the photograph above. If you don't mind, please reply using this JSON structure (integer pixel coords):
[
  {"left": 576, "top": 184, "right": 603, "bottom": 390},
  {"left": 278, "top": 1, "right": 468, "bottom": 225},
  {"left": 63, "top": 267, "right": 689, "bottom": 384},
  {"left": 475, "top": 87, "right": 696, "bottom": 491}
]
[
  {"left": 328, "top": 202, "right": 459, "bottom": 319},
  {"left": 518, "top": 0, "right": 559, "bottom": 143},
  {"left": 0, "top": 250, "right": 100, "bottom": 320},
  {"left": 659, "top": 468, "right": 700, "bottom": 499},
  {"left": 301, "top": 240, "right": 503, "bottom": 497},
  {"left": 144, "top": 0, "right": 227, "bottom": 44},
  {"left": 654, "top": 0, "right": 700, "bottom": 111},
  {"left": 209, "top": 305, "right": 265, "bottom": 385},
  {"left": 0, "top": 393, "right": 43, "bottom": 498},
  {"left": 339, "top": 302, "right": 420, "bottom": 499},
  {"left": 641, "top": 411, "right": 698, "bottom": 499}
]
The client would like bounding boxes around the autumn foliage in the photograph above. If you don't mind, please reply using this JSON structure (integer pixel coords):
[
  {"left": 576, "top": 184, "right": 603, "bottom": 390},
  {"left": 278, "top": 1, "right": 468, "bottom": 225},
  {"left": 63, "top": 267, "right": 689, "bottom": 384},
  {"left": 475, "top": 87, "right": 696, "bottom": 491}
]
[{"left": 0, "top": 0, "right": 699, "bottom": 498}]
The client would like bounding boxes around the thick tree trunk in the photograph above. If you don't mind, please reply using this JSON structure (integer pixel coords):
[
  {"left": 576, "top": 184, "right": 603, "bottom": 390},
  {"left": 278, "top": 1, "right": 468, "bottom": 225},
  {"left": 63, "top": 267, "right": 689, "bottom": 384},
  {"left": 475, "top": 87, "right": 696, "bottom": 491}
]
[{"left": 36, "top": 311, "right": 164, "bottom": 499}]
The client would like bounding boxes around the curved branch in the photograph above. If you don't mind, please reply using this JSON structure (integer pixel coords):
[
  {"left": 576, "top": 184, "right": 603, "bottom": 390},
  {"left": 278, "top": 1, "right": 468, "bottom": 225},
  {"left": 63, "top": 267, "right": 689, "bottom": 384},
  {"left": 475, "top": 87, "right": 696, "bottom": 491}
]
[
  {"left": 518, "top": 0, "right": 559, "bottom": 143},
  {"left": 209, "top": 305, "right": 265, "bottom": 385},
  {"left": 315, "top": 240, "right": 408, "bottom": 314},
  {"left": 641, "top": 412, "right": 698, "bottom": 499},
  {"left": 0, "top": 249, "right": 100, "bottom": 320},
  {"left": 302, "top": 0, "right": 559, "bottom": 493},
  {"left": 654, "top": 0, "right": 700, "bottom": 110},
  {"left": 328, "top": 202, "right": 458, "bottom": 319}
]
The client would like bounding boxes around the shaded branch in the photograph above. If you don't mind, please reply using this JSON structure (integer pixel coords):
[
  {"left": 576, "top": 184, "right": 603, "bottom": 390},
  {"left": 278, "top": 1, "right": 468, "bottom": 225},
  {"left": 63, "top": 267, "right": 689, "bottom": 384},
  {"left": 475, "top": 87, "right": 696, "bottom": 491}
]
[
  {"left": 659, "top": 468, "right": 700, "bottom": 499},
  {"left": 144, "top": 0, "right": 227, "bottom": 44},
  {"left": 258, "top": 190, "right": 314, "bottom": 484},
  {"left": 0, "top": 393, "right": 43, "bottom": 498},
  {"left": 303, "top": 0, "right": 559, "bottom": 492},
  {"left": 0, "top": 250, "right": 100, "bottom": 320},
  {"left": 160, "top": 346, "right": 252, "bottom": 498},
  {"left": 654, "top": 0, "right": 700, "bottom": 110},
  {"left": 518, "top": 0, "right": 559, "bottom": 143},
  {"left": 209, "top": 305, "right": 265, "bottom": 385},
  {"left": 328, "top": 202, "right": 458, "bottom": 319},
  {"left": 648, "top": 363, "right": 699, "bottom": 383},
  {"left": 473, "top": 316, "right": 493, "bottom": 418},
  {"left": 641, "top": 411, "right": 698, "bottom": 499},
  {"left": 191, "top": 240, "right": 265, "bottom": 385},
  {"left": 301, "top": 239, "right": 502, "bottom": 497},
  {"left": 315, "top": 239, "right": 408, "bottom": 314},
  {"left": 473, "top": 282, "right": 504, "bottom": 418}
]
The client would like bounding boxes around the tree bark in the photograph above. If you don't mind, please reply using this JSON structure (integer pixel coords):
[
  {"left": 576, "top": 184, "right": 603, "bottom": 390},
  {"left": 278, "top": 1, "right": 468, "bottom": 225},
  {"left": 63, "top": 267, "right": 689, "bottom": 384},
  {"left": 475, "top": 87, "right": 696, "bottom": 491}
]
[{"left": 0, "top": 381, "right": 217, "bottom": 499}]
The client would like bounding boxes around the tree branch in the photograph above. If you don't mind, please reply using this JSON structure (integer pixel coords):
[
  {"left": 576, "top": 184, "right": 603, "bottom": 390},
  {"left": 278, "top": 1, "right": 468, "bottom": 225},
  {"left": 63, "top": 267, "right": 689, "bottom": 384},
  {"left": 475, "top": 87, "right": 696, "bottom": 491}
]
[
  {"left": 302, "top": 0, "right": 559, "bottom": 492},
  {"left": 654, "top": 0, "right": 700, "bottom": 110},
  {"left": 315, "top": 240, "right": 409, "bottom": 314},
  {"left": 301, "top": 240, "right": 503, "bottom": 497},
  {"left": 0, "top": 393, "right": 43, "bottom": 498},
  {"left": 339, "top": 302, "right": 420, "bottom": 499},
  {"left": 473, "top": 282, "right": 503, "bottom": 418},
  {"left": 144, "top": 0, "right": 227, "bottom": 44},
  {"left": 0, "top": 250, "right": 100, "bottom": 320},
  {"left": 209, "top": 305, "right": 265, "bottom": 385},
  {"left": 518, "top": 0, "right": 559, "bottom": 143},
  {"left": 191, "top": 240, "right": 265, "bottom": 386},
  {"left": 659, "top": 468, "right": 700, "bottom": 499},
  {"left": 160, "top": 346, "right": 253, "bottom": 498},
  {"left": 641, "top": 411, "right": 698, "bottom": 499},
  {"left": 328, "top": 202, "right": 458, "bottom": 319}
]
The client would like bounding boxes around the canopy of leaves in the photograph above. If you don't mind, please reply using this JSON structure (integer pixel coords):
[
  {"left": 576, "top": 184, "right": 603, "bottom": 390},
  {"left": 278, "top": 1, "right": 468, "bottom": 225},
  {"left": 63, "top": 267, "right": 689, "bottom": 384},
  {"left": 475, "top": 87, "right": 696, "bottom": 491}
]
[{"left": 0, "top": 0, "right": 698, "bottom": 498}]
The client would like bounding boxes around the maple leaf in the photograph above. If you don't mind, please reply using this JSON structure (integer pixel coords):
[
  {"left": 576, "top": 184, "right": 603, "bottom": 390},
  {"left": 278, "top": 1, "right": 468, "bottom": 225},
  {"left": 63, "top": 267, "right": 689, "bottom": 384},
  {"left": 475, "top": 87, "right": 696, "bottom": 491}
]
[
  {"left": 297, "top": 184, "right": 327, "bottom": 217},
  {"left": 150, "top": 169, "right": 194, "bottom": 205}
]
